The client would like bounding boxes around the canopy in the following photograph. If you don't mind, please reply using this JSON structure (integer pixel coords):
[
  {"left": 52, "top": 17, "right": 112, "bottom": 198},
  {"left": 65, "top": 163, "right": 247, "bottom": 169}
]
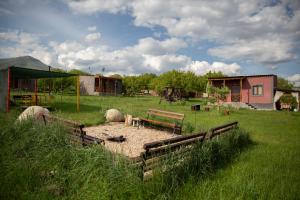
[
  {"left": 10, "top": 66, "right": 74, "bottom": 79},
  {"left": 0, "top": 56, "right": 79, "bottom": 112},
  {"left": 0, "top": 56, "right": 74, "bottom": 79}
]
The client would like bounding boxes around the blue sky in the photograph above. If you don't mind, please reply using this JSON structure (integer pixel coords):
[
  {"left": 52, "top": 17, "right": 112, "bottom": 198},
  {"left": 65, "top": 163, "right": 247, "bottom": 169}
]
[{"left": 0, "top": 0, "right": 300, "bottom": 85}]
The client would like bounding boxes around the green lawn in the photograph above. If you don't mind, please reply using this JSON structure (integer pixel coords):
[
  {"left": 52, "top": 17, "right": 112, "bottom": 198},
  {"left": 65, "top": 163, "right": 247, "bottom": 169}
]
[{"left": 2, "top": 95, "right": 300, "bottom": 199}]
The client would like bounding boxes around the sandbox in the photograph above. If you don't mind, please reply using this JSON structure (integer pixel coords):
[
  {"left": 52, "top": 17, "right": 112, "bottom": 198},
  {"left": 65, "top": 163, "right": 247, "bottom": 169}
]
[{"left": 84, "top": 122, "right": 179, "bottom": 158}]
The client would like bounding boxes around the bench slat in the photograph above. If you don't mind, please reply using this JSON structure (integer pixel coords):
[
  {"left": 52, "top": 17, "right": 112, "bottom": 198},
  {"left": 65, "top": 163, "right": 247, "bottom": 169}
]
[
  {"left": 147, "top": 111, "right": 184, "bottom": 120},
  {"left": 141, "top": 118, "right": 176, "bottom": 127},
  {"left": 148, "top": 109, "right": 184, "bottom": 119}
]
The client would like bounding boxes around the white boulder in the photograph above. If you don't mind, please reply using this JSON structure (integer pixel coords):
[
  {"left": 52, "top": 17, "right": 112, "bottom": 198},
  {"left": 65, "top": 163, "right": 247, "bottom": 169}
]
[
  {"left": 17, "top": 106, "right": 50, "bottom": 122},
  {"left": 105, "top": 109, "right": 124, "bottom": 122}
]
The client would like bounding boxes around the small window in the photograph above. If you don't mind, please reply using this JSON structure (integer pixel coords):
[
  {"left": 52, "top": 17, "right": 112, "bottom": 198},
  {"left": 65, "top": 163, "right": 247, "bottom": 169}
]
[{"left": 252, "top": 85, "right": 263, "bottom": 96}]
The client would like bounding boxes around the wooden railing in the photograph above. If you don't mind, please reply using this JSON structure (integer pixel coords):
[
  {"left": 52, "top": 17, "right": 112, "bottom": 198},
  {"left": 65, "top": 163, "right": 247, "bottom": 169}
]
[{"left": 136, "top": 121, "right": 239, "bottom": 180}]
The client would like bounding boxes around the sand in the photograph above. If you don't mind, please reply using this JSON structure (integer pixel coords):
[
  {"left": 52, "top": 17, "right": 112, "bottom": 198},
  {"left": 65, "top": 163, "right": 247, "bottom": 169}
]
[{"left": 84, "top": 122, "right": 179, "bottom": 158}]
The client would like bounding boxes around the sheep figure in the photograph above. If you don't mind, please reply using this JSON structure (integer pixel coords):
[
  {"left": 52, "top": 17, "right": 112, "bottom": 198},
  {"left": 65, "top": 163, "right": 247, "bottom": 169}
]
[{"left": 17, "top": 106, "right": 50, "bottom": 122}]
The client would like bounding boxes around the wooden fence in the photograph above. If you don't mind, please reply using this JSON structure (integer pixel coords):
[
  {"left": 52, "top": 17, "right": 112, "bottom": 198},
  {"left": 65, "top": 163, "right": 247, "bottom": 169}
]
[
  {"left": 138, "top": 121, "right": 239, "bottom": 180},
  {"left": 42, "top": 114, "right": 104, "bottom": 146}
]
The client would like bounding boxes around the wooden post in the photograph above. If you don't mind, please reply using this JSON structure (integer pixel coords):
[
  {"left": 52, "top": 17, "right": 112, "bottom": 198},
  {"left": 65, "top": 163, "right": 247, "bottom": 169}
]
[
  {"left": 77, "top": 76, "right": 80, "bottom": 112},
  {"left": 6, "top": 67, "right": 11, "bottom": 112},
  {"left": 34, "top": 79, "right": 38, "bottom": 105},
  {"left": 240, "top": 78, "right": 242, "bottom": 102},
  {"left": 223, "top": 79, "right": 225, "bottom": 87}
]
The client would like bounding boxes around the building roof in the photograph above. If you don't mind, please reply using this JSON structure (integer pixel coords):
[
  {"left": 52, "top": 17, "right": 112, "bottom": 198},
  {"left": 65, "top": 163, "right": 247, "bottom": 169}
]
[
  {"left": 208, "top": 74, "right": 276, "bottom": 80},
  {"left": 95, "top": 75, "right": 122, "bottom": 80},
  {"left": 276, "top": 88, "right": 300, "bottom": 93}
]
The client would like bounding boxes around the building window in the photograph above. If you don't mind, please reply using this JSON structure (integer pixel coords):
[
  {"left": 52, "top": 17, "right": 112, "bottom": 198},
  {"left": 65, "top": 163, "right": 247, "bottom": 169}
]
[{"left": 252, "top": 85, "right": 263, "bottom": 96}]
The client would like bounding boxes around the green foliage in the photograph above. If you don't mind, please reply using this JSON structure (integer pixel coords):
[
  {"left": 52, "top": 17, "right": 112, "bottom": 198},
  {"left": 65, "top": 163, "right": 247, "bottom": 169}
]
[
  {"left": 277, "top": 77, "right": 294, "bottom": 90},
  {"left": 151, "top": 70, "right": 208, "bottom": 94},
  {"left": 207, "top": 85, "right": 230, "bottom": 101},
  {"left": 123, "top": 73, "right": 157, "bottom": 95},
  {"left": 184, "top": 121, "right": 195, "bottom": 133},
  {"left": 279, "top": 94, "right": 298, "bottom": 109},
  {"left": 37, "top": 69, "right": 89, "bottom": 94},
  {"left": 122, "top": 70, "right": 225, "bottom": 95}
]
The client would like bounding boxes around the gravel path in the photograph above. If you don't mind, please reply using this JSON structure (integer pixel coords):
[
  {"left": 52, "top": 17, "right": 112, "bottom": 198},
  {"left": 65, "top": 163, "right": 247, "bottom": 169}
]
[{"left": 84, "top": 122, "right": 179, "bottom": 158}]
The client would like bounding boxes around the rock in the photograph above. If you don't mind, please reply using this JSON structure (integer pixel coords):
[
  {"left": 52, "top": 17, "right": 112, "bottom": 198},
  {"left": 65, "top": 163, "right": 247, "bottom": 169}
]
[
  {"left": 105, "top": 109, "right": 124, "bottom": 122},
  {"left": 17, "top": 106, "right": 50, "bottom": 122}
]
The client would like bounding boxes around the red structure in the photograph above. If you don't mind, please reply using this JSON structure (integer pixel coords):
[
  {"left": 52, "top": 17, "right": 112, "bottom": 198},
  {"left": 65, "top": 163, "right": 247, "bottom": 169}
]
[{"left": 208, "top": 74, "right": 277, "bottom": 109}]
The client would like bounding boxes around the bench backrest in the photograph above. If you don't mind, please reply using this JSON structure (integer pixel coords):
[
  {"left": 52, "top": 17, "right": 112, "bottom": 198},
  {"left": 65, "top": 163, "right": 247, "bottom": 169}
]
[{"left": 147, "top": 109, "right": 185, "bottom": 121}]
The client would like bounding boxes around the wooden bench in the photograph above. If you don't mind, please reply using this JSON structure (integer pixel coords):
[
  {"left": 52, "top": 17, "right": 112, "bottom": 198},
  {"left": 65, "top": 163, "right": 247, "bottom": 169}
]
[
  {"left": 209, "top": 121, "right": 238, "bottom": 139},
  {"left": 42, "top": 114, "right": 104, "bottom": 146},
  {"left": 141, "top": 109, "right": 185, "bottom": 134}
]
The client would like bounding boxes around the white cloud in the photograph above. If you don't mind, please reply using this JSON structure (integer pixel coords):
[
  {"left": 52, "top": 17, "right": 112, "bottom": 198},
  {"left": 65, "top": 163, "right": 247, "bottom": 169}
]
[
  {"left": 0, "top": 31, "right": 19, "bottom": 41},
  {"left": 0, "top": 31, "right": 54, "bottom": 65},
  {"left": 65, "top": 0, "right": 300, "bottom": 66},
  {"left": 208, "top": 36, "right": 297, "bottom": 65},
  {"left": 66, "top": 0, "right": 129, "bottom": 14},
  {"left": 0, "top": 29, "right": 243, "bottom": 75},
  {"left": 84, "top": 32, "right": 101, "bottom": 42},
  {"left": 133, "top": 37, "right": 187, "bottom": 55},
  {"left": 181, "top": 61, "right": 241, "bottom": 75},
  {"left": 287, "top": 74, "right": 300, "bottom": 87},
  {"left": 88, "top": 26, "right": 97, "bottom": 31}
]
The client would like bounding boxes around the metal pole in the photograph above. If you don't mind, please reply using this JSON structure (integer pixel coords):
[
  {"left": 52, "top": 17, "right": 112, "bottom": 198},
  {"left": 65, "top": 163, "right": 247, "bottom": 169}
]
[
  {"left": 77, "top": 76, "right": 80, "bottom": 112},
  {"left": 6, "top": 67, "right": 11, "bottom": 112},
  {"left": 34, "top": 79, "right": 38, "bottom": 105}
]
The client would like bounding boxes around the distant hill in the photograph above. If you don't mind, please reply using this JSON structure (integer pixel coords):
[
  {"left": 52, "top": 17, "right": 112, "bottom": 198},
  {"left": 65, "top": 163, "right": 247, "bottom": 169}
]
[{"left": 0, "top": 56, "right": 49, "bottom": 71}]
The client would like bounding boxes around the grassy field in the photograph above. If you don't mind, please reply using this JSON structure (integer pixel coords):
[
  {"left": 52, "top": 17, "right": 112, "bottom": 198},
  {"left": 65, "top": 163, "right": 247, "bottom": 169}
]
[{"left": 1, "top": 95, "right": 300, "bottom": 199}]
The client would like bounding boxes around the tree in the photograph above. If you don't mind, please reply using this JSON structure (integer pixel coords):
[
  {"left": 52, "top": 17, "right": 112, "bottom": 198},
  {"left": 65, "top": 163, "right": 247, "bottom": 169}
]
[
  {"left": 207, "top": 85, "right": 230, "bottom": 110},
  {"left": 37, "top": 68, "right": 90, "bottom": 94},
  {"left": 277, "top": 77, "right": 294, "bottom": 90}
]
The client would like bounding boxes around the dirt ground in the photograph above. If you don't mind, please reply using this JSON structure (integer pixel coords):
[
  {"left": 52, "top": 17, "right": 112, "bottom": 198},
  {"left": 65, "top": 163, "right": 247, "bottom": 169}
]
[{"left": 84, "top": 122, "right": 179, "bottom": 158}]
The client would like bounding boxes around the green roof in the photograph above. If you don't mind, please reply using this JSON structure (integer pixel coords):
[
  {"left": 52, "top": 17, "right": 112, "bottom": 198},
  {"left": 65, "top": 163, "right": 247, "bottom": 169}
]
[{"left": 0, "top": 56, "right": 75, "bottom": 79}]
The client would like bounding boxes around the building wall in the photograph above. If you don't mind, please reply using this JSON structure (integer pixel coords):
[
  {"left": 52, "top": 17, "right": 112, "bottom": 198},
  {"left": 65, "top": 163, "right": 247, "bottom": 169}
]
[
  {"left": 80, "top": 76, "right": 98, "bottom": 95},
  {"left": 80, "top": 75, "right": 123, "bottom": 95},
  {"left": 241, "top": 76, "right": 275, "bottom": 104}
]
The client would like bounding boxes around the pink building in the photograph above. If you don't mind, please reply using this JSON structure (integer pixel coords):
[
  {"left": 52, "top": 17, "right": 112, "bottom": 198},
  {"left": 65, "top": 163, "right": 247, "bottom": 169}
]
[{"left": 208, "top": 74, "right": 277, "bottom": 110}]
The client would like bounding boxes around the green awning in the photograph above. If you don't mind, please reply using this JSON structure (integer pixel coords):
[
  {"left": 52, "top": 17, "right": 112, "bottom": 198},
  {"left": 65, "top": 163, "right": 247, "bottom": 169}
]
[{"left": 10, "top": 66, "right": 76, "bottom": 79}]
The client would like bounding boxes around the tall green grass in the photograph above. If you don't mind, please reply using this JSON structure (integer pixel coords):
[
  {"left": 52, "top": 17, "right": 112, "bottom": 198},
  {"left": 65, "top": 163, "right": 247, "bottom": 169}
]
[{"left": 0, "top": 112, "right": 251, "bottom": 199}]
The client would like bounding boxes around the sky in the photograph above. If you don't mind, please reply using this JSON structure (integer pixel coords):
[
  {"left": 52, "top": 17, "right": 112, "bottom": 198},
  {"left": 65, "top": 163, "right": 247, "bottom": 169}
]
[{"left": 0, "top": 0, "right": 300, "bottom": 85}]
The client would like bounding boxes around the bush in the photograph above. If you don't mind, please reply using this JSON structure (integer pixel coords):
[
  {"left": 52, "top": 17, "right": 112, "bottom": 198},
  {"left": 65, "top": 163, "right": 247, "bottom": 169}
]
[{"left": 184, "top": 122, "right": 195, "bottom": 133}]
